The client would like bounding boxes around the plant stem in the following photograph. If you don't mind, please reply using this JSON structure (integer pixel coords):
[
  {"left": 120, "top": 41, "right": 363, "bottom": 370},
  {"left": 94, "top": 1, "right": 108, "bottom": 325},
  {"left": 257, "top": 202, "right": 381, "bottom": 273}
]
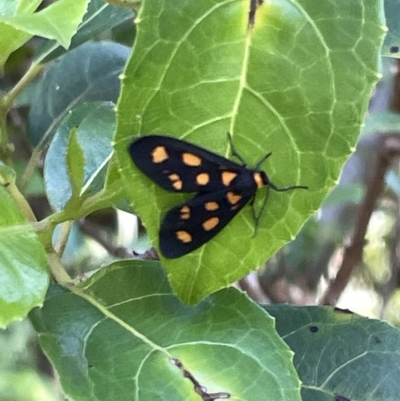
[
  {"left": 7, "top": 181, "right": 37, "bottom": 222},
  {"left": 54, "top": 221, "right": 73, "bottom": 256},
  {"left": 47, "top": 250, "right": 72, "bottom": 284},
  {"left": 4, "top": 62, "right": 44, "bottom": 108}
]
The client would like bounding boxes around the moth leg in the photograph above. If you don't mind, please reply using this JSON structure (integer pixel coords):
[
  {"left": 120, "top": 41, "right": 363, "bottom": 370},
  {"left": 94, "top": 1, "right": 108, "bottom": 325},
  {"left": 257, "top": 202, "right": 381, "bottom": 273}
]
[
  {"left": 250, "top": 186, "right": 270, "bottom": 236},
  {"left": 227, "top": 133, "right": 247, "bottom": 166},
  {"left": 268, "top": 181, "right": 308, "bottom": 192},
  {"left": 254, "top": 152, "right": 272, "bottom": 170},
  {"left": 249, "top": 197, "right": 257, "bottom": 236},
  {"left": 228, "top": 133, "right": 274, "bottom": 169}
]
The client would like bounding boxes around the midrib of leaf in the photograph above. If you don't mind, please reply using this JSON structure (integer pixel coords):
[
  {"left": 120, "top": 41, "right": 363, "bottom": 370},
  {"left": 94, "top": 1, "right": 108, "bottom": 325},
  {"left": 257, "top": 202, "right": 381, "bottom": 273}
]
[
  {"left": 135, "top": 0, "right": 239, "bottom": 134},
  {"left": 181, "top": 17, "right": 253, "bottom": 300},
  {"left": 228, "top": 28, "right": 252, "bottom": 150},
  {"left": 71, "top": 286, "right": 172, "bottom": 355}
]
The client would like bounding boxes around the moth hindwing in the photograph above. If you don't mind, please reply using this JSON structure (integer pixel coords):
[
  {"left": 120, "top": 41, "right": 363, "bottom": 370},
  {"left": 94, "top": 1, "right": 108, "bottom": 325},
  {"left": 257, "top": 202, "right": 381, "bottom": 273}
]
[{"left": 128, "top": 135, "right": 306, "bottom": 258}]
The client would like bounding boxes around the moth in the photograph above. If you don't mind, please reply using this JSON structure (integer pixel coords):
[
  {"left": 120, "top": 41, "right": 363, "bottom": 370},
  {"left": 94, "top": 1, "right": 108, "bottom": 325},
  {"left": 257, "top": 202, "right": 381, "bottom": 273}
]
[{"left": 129, "top": 134, "right": 307, "bottom": 258}]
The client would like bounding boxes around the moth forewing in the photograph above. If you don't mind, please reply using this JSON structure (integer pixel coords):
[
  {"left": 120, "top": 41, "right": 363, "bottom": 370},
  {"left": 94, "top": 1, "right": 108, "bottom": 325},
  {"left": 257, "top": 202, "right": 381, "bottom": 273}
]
[{"left": 128, "top": 135, "right": 307, "bottom": 258}]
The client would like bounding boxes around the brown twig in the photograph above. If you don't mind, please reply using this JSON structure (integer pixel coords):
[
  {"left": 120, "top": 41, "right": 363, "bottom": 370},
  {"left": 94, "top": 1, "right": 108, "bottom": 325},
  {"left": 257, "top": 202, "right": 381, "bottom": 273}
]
[
  {"left": 170, "top": 358, "right": 230, "bottom": 401},
  {"left": 381, "top": 197, "right": 400, "bottom": 312},
  {"left": 321, "top": 134, "right": 400, "bottom": 306}
]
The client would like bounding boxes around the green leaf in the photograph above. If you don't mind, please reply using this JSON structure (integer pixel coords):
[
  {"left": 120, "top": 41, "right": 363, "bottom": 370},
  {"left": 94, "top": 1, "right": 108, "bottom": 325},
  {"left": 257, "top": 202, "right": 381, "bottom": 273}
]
[
  {"left": 36, "top": 0, "right": 135, "bottom": 63},
  {"left": 0, "top": 186, "right": 48, "bottom": 328},
  {"left": 104, "top": 154, "right": 131, "bottom": 211},
  {"left": 0, "top": 24, "right": 29, "bottom": 69},
  {"left": 0, "top": 0, "right": 89, "bottom": 49},
  {"left": 44, "top": 102, "right": 115, "bottom": 212},
  {"left": 3, "top": 0, "right": 42, "bottom": 14},
  {"left": 31, "top": 261, "right": 301, "bottom": 401},
  {"left": 27, "top": 41, "right": 128, "bottom": 147},
  {"left": 115, "top": 0, "right": 385, "bottom": 303},
  {"left": 266, "top": 305, "right": 400, "bottom": 401},
  {"left": 0, "top": 0, "right": 41, "bottom": 68},
  {"left": 65, "top": 126, "right": 85, "bottom": 209}
]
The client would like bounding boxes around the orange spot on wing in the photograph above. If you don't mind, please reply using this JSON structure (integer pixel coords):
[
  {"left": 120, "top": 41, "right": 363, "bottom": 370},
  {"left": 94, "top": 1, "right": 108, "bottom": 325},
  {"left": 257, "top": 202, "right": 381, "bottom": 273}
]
[
  {"left": 204, "top": 201, "right": 219, "bottom": 211},
  {"left": 221, "top": 171, "right": 237, "bottom": 186},
  {"left": 202, "top": 217, "right": 219, "bottom": 231},
  {"left": 196, "top": 172, "right": 210, "bottom": 186},
  {"left": 168, "top": 173, "right": 182, "bottom": 190},
  {"left": 180, "top": 206, "right": 191, "bottom": 219},
  {"left": 176, "top": 230, "right": 192, "bottom": 243},
  {"left": 226, "top": 191, "right": 242, "bottom": 205},
  {"left": 151, "top": 146, "right": 168, "bottom": 163},
  {"left": 182, "top": 152, "right": 202, "bottom": 166}
]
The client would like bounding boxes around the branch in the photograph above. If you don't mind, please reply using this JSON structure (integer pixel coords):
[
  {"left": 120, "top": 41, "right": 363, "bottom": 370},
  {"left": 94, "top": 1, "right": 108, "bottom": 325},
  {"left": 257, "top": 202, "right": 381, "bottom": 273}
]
[{"left": 321, "top": 134, "right": 400, "bottom": 306}]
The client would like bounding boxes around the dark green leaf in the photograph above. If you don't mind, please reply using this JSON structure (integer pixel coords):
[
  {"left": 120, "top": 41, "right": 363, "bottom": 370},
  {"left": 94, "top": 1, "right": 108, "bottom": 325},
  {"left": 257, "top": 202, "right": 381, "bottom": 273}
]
[
  {"left": 266, "top": 305, "right": 400, "bottom": 401},
  {"left": 31, "top": 261, "right": 301, "bottom": 401},
  {"left": 27, "top": 41, "right": 128, "bottom": 147},
  {"left": 44, "top": 101, "right": 115, "bottom": 211}
]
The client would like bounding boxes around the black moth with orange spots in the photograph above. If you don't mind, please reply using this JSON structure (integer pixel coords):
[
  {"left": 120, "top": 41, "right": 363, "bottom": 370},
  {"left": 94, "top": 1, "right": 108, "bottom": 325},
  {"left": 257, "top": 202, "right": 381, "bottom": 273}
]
[{"left": 129, "top": 135, "right": 307, "bottom": 258}]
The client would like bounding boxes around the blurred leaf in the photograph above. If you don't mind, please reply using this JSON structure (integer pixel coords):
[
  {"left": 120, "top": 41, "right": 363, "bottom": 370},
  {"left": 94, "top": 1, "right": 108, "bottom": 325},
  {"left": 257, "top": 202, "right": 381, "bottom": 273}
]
[
  {"left": 322, "top": 183, "right": 365, "bottom": 207},
  {"left": 383, "top": 0, "right": 400, "bottom": 57},
  {"left": 266, "top": 305, "right": 400, "bottom": 401},
  {"left": 44, "top": 101, "right": 115, "bottom": 212},
  {"left": 0, "top": 186, "right": 48, "bottom": 328},
  {"left": 362, "top": 111, "right": 400, "bottom": 136},
  {"left": 0, "top": 370, "right": 59, "bottom": 401},
  {"left": 0, "top": 320, "right": 32, "bottom": 369},
  {"left": 15, "top": 1, "right": 42, "bottom": 14},
  {"left": 0, "top": 22, "right": 30, "bottom": 69},
  {"left": 0, "top": 1, "right": 41, "bottom": 14},
  {"left": 37, "top": 0, "right": 135, "bottom": 62},
  {"left": 0, "top": 0, "right": 89, "bottom": 49},
  {"left": 0, "top": 0, "right": 41, "bottom": 67},
  {"left": 276, "top": 216, "right": 320, "bottom": 273},
  {"left": 115, "top": 0, "right": 385, "bottom": 304},
  {"left": 31, "top": 261, "right": 301, "bottom": 401},
  {"left": 27, "top": 41, "right": 128, "bottom": 147}
]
